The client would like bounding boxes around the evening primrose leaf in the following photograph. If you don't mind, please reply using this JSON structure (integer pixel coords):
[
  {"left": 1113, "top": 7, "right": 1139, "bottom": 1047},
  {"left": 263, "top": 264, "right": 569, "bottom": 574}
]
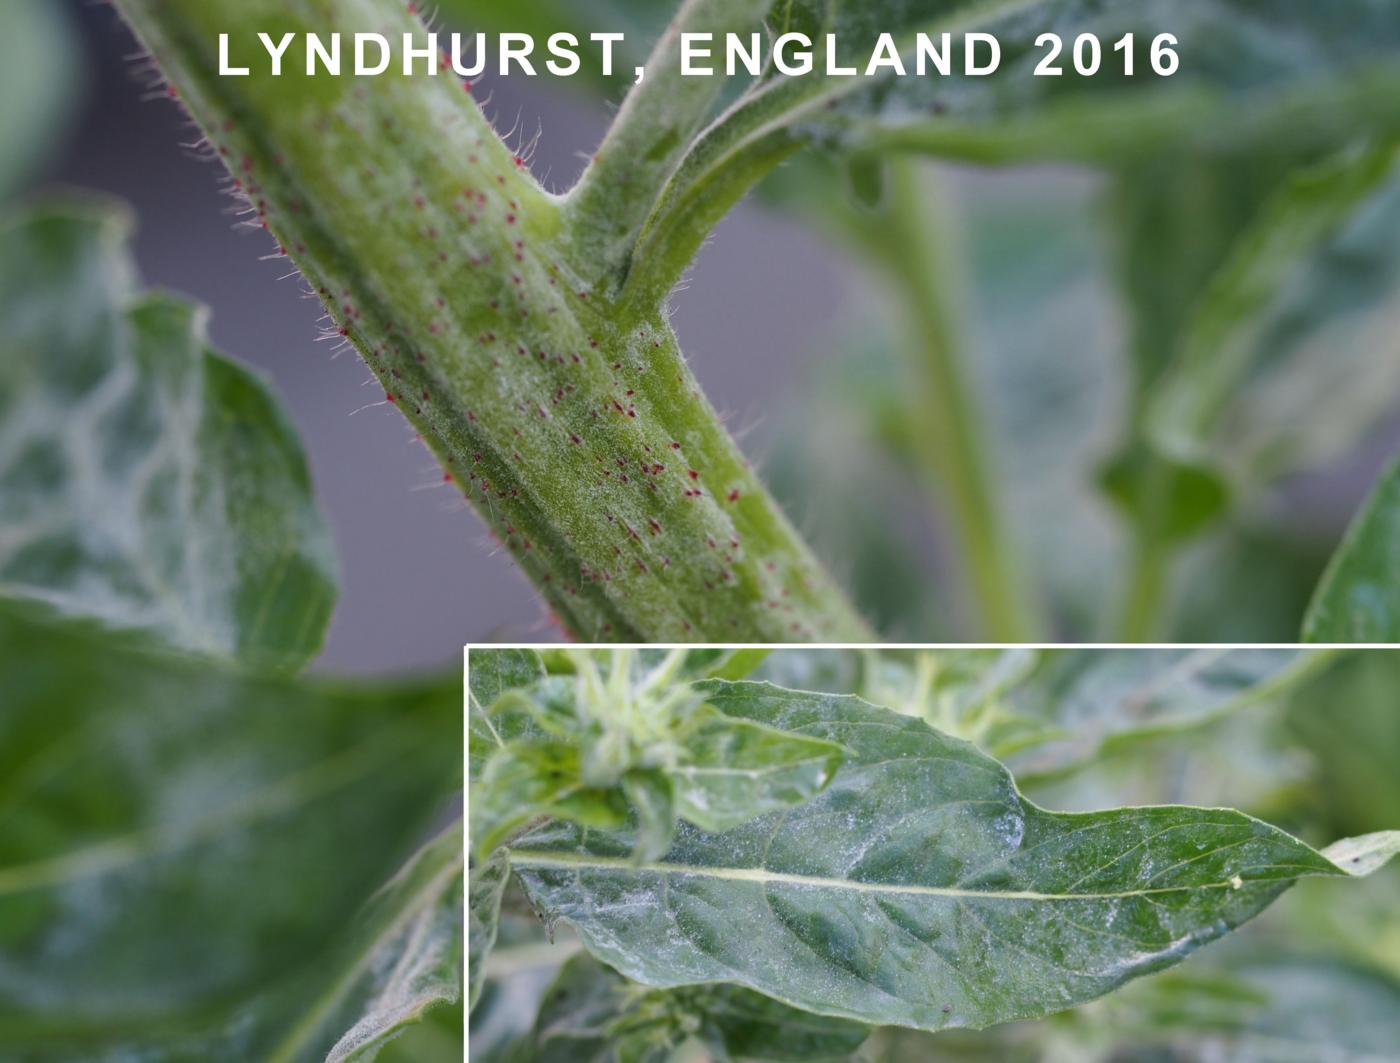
[
  {"left": 1075, "top": 954, "right": 1400, "bottom": 1061},
  {"left": 323, "top": 826, "right": 465, "bottom": 1063},
  {"left": 669, "top": 708, "right": 845, "bottom": 834},
  {"left": 677, "top": 648, "right": 774, "bottom": 682},
  {"left": 1303, "top": 451, "right": 1400, "bottom": 642},
  {"left": 471, "top": 740, "right": 628, "bottom": 859},
  {"left": 758, "top": 0, "right": 1400, "bottom": 167},
  {"left": 509, "top": 682, "right": 1397, "bottom": 1033},
  {"left": 0, "top": 600, "right": 461, "bottom": 1062},
  {"left": 0, "top": 202, "right": 336, "bottom": 672},
  {"left": 1193, "top": 956, "right": 1400, "bottom": 1062},
  {"left": 621, "top": 0, "right": 1400, "bottom": 304},
  {"left": 470, "top": 648, "right": 548, "bottom": 707},
  {"left": 517, "top": 953, "right": 869, "bottom": 1063},
  {"left": 1145, "top": 147, "right": 1400, "bottom": 468},
  {"left": 1006, "top": 647, "right": 1333, "bottom": 781},
  {"left": 469, "top": 850, "right": 511, "bottom": 1011},
  {"left": 621, "top": 769, "right": 680, "bottom": 864},
  {"left": 469, "top": 649, "right": 548, "bottom": 779}
]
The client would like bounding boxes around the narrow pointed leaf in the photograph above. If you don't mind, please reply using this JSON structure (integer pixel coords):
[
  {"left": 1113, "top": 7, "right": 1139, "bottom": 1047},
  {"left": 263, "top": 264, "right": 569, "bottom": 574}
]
[
  {"left": 469, "top": 850, "right": 511, "bottom": 1010},
  {"left": 509, "top": 682, "right": 1395, "bottom": 1033},
  {"left": 1304, "top": 452, "right": 1400, "bottom": 642},
  {"left": 0, "top": 203, "right": 336, "bottom": 671}
]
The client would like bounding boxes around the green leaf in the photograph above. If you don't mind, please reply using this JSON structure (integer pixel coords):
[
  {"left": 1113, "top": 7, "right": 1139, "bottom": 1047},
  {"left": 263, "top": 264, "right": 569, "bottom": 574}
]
[
  {"left": 469, "top": 850, "right": 511, "bottom": 1011},
  {"left": 704, "top": 648, "right": 774, "bottom": 682},
  {"left": 472, "top": 739, "right": 628, "bottom": 859},
  {"left": 1079, "top": 954, "right": 1400, "bottom": 1061},
  {"left": 513, "top": 953, "right": 868, "bottom": 1062},
  {"left": 0, "top": 202, "right": 337, "bottom": 672},
  {"left": 470, "top": 649, "right": 548, "bottom": 780},
  {"left": 471, "top": 654, "right": 845, "bottom": 861},
  {"left": 323, "top": 826, "right": 464, "bottom": 1063},
  {"left": 1193, "top": 956, "right": 1400, "bottom": 1061},
  {"left": 376, "top": 1000, "right": 466, "bottom": 1063},
  {"left": 622, "top": 1, "right": 1400, "bottom": 306},
  {"left": 1303, "top": 451, "right": 1400, "bottom": 642},
  {"left": 768, "top": 1, "right": 1400, "bottom": 165},
  {"left": 0, "top": 601, "right": 462, "bottom": 1061},
  {"left": 0, "top": 0, "right": 79, "bottom": 198},
  {"left": 1005, "top": 648, "right": 1334, "bottom": 780},
  {"left": 1145, "top": 148, "right": 1400, "bottom": 466},
  {"left": 670, "top": 709, "right": 844, "bottom": 833},
  {"left": 621, "top": 769, "right": 680, "bottom": 864},
  {"left": 508, "top": 681, "right": 1396, "bottom": 1033}
]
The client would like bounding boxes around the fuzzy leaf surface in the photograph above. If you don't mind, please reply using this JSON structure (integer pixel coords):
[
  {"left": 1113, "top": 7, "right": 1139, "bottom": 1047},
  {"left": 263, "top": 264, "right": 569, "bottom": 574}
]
[
  {"left": 0, "top": 203, "right": 336, "bottom": 671},
  {"left": 510, "top": 681, "right": 1394, "bottom": 1033},
  {"left": 468, "top": 850, "right": 511, "bottom": 1012},
  {"left": 324, "top": 827, "right": 465, "bottom": 1063},
  {"left": 469, "top": 649, "right": 548, "bottom": 781},
  {"left": 0, "top": 602, "right": 461, "bottom": 1061}
]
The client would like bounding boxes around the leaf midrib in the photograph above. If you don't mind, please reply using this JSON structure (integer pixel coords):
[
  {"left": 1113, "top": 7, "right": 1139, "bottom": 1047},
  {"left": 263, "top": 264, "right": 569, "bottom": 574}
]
[{"left": 507, "top": 848, "right": 1310, "bottom": 901}]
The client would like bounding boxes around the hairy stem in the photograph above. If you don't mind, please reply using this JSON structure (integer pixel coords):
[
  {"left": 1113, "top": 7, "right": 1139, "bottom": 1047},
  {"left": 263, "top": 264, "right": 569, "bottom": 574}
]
[
  {"left": 848, "top": 162, "right": 1039, "bottom": 641},
  {"left": 113, "top": 0, "right": 870, "bottom": 643}
]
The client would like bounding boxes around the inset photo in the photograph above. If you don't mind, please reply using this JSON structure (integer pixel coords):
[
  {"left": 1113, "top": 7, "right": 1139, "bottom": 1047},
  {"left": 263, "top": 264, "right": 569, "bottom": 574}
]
[{"left": 469, "top": 646, "right": 1400, "bottom": 1061}]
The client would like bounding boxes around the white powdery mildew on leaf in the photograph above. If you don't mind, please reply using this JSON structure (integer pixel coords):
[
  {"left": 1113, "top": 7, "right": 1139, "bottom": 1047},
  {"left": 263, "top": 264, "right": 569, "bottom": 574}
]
[
  {"left": 509, "top": 682, "right": 1394, "bottom": 1033},
  {"left": 327, "top": 838, "right": 465, "bottom": 1062},
  {"left": 0, "top": 205, "right": 337, "bottom": 671}
]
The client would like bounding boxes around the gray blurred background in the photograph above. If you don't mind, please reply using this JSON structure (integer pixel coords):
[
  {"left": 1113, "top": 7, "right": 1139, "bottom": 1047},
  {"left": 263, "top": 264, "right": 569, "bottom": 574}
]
[{"left": 30, "top": 1, "right": 859, "bottom": 673}]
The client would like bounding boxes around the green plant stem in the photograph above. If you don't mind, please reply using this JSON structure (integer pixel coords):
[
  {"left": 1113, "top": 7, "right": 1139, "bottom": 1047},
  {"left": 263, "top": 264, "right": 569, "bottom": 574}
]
[
  {"left": 1119, "top": 533, "right": 1170, "bottom": 643},
  {"left": 563, "top": 0, "right": 772, "bottom": 291},
  {"left": 114, "top": 0, "right": 870, "bottom": 643},
  {"left": 850, "top": 162, "right": 1040, "bottom": 641}
]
